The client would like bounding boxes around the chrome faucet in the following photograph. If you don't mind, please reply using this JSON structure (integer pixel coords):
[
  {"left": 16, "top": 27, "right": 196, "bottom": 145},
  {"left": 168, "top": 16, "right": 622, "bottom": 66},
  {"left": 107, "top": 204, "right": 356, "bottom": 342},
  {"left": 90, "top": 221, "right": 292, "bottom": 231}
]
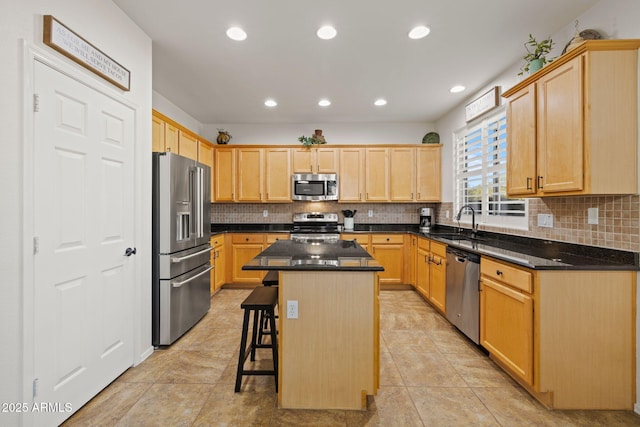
[{"left": 455, "top": 204, "right": 477, "bottom": 237}]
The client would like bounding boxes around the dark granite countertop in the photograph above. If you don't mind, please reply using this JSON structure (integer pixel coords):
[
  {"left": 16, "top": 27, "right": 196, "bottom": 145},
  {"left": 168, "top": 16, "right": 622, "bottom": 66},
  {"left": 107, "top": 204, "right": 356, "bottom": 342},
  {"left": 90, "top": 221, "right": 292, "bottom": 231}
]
[
  {"left": 212, "top": 223, "right": 639, "bottom": 271},
  {"left": 242, "top": 239, "right": 384, "bottom": 272}
]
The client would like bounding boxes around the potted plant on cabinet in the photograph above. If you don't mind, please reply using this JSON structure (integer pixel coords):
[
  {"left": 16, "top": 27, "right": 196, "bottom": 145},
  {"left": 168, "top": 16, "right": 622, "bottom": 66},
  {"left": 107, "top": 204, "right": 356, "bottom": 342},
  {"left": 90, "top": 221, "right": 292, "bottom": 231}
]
[{"left": 518, "top": 34, "right": 554, "bottom": 76}]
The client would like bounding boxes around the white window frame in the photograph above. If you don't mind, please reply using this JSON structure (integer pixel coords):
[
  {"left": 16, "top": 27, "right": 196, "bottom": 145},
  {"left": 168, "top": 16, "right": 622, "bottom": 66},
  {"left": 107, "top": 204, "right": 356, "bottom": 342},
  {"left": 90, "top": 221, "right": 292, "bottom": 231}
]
[{"left": 453, "top": 107, "right": 528, "bottom": 230}]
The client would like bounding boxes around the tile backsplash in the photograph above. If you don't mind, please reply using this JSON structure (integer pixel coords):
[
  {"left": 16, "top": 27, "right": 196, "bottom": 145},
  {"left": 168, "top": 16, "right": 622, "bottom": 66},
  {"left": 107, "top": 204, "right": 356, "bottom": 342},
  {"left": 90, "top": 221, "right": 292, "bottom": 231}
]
[
  {"left": 212, "top": 196, "right": 640, "bottom": 252},
  {"left": 436, "top": 196, "right": 640, "bottom": 252}
]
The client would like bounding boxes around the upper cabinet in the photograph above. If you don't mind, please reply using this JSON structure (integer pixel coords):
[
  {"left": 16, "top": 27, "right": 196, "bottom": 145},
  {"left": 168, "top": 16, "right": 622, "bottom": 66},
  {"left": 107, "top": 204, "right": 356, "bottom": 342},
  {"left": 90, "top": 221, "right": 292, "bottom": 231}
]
[
  {"left": 151, "top": 112, "right": 179, "bottom": 153},
  {"left": 339, "top": 147, "right": 365, "bottom": 202},
  {"left": 389, "top": 146, "right": 442, "bottom": 202},
  {"left": 178, "top": 130, "right": 198, "bottom": 161},
  {"left": 365, "top": 147, "right": 390, "bottom": 201},
  {"left": 503, "top": 40, "right": 640, "bottom": 197},
  {"left": 292, "top": 147, "right": 338, "bottom": 173}
]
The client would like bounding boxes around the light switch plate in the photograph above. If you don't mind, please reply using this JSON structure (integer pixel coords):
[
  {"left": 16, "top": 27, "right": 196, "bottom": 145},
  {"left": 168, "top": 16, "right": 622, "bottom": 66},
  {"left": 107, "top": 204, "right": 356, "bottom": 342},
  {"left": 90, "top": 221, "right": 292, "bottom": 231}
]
[{"left": 588, "top": 207, "right": 599, "bottom": 225}]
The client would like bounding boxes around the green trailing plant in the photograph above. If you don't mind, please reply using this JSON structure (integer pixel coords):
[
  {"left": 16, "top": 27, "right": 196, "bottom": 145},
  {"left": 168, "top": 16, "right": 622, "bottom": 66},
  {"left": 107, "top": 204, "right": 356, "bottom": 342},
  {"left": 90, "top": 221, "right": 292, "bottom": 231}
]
[
  {"left": 518, "top": 34, "right": 554, "bottom": 76},
  {"left": 298, "top": 134, "right": 327, "bottom": 147}
]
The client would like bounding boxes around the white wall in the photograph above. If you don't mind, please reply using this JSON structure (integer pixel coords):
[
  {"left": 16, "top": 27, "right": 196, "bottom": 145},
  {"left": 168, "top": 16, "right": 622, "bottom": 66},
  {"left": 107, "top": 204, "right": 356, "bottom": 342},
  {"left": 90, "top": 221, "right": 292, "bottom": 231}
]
[
  {"left": 153, "top": 90, "right": 204, "bottom": 134},
  {"left": 0, "top": 1, "right": 152, "bottom": 425},
  {"left": 434, "top": 0, "right": 640, "bottom": 413}
]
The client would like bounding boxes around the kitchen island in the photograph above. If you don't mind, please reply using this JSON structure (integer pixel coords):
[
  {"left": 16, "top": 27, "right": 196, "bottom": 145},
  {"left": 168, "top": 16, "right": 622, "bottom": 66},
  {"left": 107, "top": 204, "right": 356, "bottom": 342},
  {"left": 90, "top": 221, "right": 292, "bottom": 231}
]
[{"left": 243, "top": 239, "right": 383, "bottom": 410}]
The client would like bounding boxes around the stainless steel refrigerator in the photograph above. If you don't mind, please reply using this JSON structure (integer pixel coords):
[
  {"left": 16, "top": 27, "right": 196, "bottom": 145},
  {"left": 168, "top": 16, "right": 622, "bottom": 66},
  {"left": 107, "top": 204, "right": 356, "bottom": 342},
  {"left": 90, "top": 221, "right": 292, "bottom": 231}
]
[{"left": 152, "top": 152, "right": 212, "bottom": 346}]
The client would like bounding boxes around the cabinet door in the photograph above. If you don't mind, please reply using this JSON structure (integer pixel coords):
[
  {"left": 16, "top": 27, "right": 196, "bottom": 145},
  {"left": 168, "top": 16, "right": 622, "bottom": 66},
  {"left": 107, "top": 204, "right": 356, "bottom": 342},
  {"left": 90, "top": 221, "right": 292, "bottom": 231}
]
[
  {"left": 341, "top": 233, "right": 370, "bottom": 253},
  {"left": 480, "top": 277, "right": 533, "bottom": 385},
  {"left": 198, "top": 141, "right": 214, "bottom": 200},
  {"left": 214, "top": 244, "right": 226, "bottom": 290},
  {"left": 416, "top": 246, "right": 430, "bottom": 298},
  {"left": 428, "top": 252, "right": 446, "bottom": 313},
  {"left": 371, "top": 243, "right": 404, "bottom": 285},
  {"left": 506, "top": 84, "right": 537, "bottom": 196},
  {"left": 265, "top": 148, "right": 292, "bottom": 202},
  {"left": 365, "top": 147, "right": 389, "bottom": 201},
  {"left": 231, "top": 244, "right": 264, "bottom": 283},
  {"left": 339, "top": 148, "right": 364, "bottom": 202},
  {"left": 315, "top": 147, "right": 338, "bottom": 173},
  {"left": 292, "top": 148, "right": 313, "bottom": 173},
  {"left": 416, "top": 146, "right": 442, "bottom": 201},
  {"left": 237, "top": 148, "right": 264, "bottom": 202},
  {"left": 537, "top": 56, "right": 584, "bottom": 194},
  {"left": 178, "top": 130, "right": 198, "bottom": 161},
  {"left": 152, "top": 115, "right": 165, "bottom": 152},
  {"left": 214, "top": 148, "right": 235, "bottom": 201},
  {"left": 390, "top": 147, "right": 415, "bottom": 201},
  {"left": 165, "top": 122, "right": 179, "bottom": 153}
]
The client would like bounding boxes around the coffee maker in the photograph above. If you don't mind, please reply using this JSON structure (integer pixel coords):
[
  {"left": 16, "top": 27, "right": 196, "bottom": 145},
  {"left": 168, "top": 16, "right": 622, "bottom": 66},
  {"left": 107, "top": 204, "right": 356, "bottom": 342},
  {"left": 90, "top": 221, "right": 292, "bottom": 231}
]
[{"left": 419, "top": 207, "right": 432, "bottom": 233}]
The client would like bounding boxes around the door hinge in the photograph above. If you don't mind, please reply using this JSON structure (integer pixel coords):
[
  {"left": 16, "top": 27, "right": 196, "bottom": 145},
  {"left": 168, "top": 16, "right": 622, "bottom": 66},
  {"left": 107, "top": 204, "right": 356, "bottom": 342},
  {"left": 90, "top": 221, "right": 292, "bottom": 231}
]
[
  {"left": 33, "top": 378, "right": 38, "bottom": 398},
  {"left": 33, "top": 94, "right": 40, "bottom": 112},
  {"left": 33, "top": 236, "right": 39, "bottom": 255}
]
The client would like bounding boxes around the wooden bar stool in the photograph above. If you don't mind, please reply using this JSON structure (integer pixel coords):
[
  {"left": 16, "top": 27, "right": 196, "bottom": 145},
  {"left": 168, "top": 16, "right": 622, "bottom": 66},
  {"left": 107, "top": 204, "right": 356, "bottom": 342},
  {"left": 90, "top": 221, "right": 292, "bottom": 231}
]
[
  {"left": 235, "top": 286, "right": 279, "bottom": 392},
  {"left": 259, "top": 271, "right": 279, "bottom": 344}
]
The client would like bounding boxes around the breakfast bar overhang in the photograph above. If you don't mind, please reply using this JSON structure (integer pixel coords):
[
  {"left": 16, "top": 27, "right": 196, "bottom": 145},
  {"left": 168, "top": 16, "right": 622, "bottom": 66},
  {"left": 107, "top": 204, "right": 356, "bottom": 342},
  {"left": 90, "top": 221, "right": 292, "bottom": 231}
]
[{"left": 243, "top": 239, "right": 384, "bottom": 410}]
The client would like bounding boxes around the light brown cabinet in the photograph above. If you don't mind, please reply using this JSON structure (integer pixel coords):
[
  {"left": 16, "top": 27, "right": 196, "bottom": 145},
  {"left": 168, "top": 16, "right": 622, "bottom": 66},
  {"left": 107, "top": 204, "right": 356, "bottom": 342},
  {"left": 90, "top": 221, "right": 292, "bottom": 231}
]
[
  {"left": 340, "top": 233, "right": 370, "bottom": 253},
  {"left": 427, "top": 241, "right": 446, "bottom": 313},
  {"left": 210, "top": 234, "right": 226, "bottom": 293},
  {"left": 415, "top": 237, "right": 430, "bottom": 298},
  {"left": 178, "top": 130, "right": 198, "bottom": 161},
  {"left": 416, "top": 146, "right": 441, "bottom": 201},
  {"left": 230, "top": 234, "right": 265, "bottom": 284},
  {"left": 370, "top": 234, "right": 404, "bottom": 285},
  {"left": 264, "top": 148, "right": 292, "bottom": 201},
  {"left": 389, "top": 146, "right": 442, "bottom": 202},
  {"left": 365, "top": 148, "right": 389, "bottom": 201},
  {"left": 214, "top": 147, "right": 235, "bottom": 201},
  {"left": 151, "top": 113, "right": 179, "bottom": 153},
  {"left": 503, "top": 40, "right": 640, "bottom": 197},
  {"left": 198, "top": 141, "right": 214, "bottom": 200},
  {"left": 292, "top": 147, "right": 338, "bottom": 173},
  {"left": 236, "top": 148, "right": 264, "bottom": 202},
  {"left": 339, "top": 148, "right": 365, "bottom": 202},
  {"left": 479, "top": 256, "right": 634, "bottom": 409}
]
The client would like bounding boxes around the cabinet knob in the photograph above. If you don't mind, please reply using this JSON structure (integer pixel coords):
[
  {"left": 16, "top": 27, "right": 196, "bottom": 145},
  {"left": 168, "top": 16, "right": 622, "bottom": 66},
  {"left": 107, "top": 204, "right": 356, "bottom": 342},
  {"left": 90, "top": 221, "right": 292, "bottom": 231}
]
[
  {"left": 245, "top": 237, "right": 249, "bottom": 242},
  {"left": 496, "top": 270, "right": 503, "bottom": 276},
  {"left": 386, "top": 237, "right": 390, "bottom": 241}
]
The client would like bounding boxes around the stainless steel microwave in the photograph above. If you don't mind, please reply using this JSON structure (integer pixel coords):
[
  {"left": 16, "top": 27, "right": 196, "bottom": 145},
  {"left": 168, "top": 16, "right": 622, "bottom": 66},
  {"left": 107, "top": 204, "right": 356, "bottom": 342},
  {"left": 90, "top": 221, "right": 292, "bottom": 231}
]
[{"left": 292, "top": 173, "right": 338, "bottom": 201}]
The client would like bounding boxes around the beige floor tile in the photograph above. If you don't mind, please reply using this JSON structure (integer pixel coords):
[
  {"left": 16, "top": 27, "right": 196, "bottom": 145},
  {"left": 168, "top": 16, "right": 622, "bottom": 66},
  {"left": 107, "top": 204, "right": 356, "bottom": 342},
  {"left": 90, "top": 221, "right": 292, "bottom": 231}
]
[
  {"left": 157, "top": 350, "right": 230, "bottom": 384},
  {"left": 427, "top": 328, "right": 479, "bottom": 355},
  {"left": 446, "top": 352, "right": 515, "bottom": 388},
  {"left": 62, "top": 381, "right": 151, "bottom": 426},
  {"left": 408, "top": 386, "right": 499, "bottom": 426},
  {"left": 379, "top": 351, "right": 404, "bottom": 386},
  {"left": 269, "top": 408, "right": 347, "bottom": 426},
  {"left": 115, "top": 349, "right": 180, "bottom": 384},
  {"left": 382, "top": 329, "right": 439, "bottom": 353},
  {"left": 393, "top": 352, "right": 466, "bottom": 387},
  {"left": 114, "top": 383, "right": 213, "bottom": 426},
  {"left": 193, "top": 383, "right": 276, "bottom": 427},
  {"left": 345, "top": 386, "right": 424, "bottom": 427}
]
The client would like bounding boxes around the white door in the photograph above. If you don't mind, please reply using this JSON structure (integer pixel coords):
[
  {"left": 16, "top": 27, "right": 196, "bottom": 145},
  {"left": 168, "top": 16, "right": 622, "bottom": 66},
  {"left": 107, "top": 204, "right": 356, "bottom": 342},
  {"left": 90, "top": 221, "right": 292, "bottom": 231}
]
[{"left": 32, "top": 60, "right": 135, "bottom": 425}]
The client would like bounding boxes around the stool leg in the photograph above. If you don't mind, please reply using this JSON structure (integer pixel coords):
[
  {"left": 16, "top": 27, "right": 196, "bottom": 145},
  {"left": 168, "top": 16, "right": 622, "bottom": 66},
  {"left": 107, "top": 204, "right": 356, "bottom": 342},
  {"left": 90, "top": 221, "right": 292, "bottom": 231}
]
[
  {"left": 235, "top": 309, "right": 251, "bottom": 392},
  {"left": 250, "top": 309, "right": 260, "bottom": 361},
  {"left": 269, "top": 307, "right": 279, "bottom": 392}
]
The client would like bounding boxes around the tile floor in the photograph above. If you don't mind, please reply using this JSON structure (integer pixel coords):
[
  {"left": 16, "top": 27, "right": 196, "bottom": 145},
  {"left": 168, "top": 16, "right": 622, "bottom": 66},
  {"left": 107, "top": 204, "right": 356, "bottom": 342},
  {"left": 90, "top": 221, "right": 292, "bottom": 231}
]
[{"left": 64, "top": 289, "right": 640, "bottom": 426}]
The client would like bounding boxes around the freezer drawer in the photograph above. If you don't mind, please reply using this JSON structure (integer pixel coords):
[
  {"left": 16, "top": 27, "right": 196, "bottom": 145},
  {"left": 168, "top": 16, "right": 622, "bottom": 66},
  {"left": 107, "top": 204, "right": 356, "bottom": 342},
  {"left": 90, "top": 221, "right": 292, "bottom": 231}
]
[
  {"left": 155, "top": 263, "right": 212, "bottom": 346},
  {"left": 158, "top": 244, "right": 212, "bottom": 279}
]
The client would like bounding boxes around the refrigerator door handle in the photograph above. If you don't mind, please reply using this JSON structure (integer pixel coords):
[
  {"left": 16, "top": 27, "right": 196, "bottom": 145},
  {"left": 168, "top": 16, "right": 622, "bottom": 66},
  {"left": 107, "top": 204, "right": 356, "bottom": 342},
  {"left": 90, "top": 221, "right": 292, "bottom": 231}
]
[
  {"left": 170, "top": 246, "right": 213, "bottom": 263},
  {"left": 192, "top": 166, "right": 204, "bottom": 239},
  {"left": 171, "top": 265, "right": 214, "bottom": 288}
]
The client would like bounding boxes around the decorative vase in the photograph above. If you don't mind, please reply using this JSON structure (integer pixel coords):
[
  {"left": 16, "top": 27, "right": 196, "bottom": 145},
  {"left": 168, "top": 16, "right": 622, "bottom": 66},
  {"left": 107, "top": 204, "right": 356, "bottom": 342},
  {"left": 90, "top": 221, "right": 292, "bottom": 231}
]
[
  {"left": 344, "top": 217, "right": 354, "bottom": 230},
  {"left": 528, "top": 58, "right": 544, "bottom": 74},
  {"left": 216, "top": 131, "right": 231, "bottom": 144}
]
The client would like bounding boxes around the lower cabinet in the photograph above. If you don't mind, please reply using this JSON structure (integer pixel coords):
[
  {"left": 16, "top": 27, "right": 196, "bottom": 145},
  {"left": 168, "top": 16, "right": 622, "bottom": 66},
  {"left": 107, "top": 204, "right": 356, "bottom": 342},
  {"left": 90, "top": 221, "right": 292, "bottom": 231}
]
[
  {"left": 415, "top": 238, "right": 430, "bottom": 298},
  {"left": 341, "top": 233, "right": 371, "bottom": 253},
  {"left": 427, "top": 241, "right": 447, "bottom": 313},
  {"left": 480, "top": 258, "right": 534, "bottom": 385},
  {"left": 230, "top": 234, "right": 265, "bottom": 284},
  {"left": 210, "top": 234, "right": 226, "bottom": 293},
  {"left": 370, "top": 234, "right": 404, "bottom": 285},
  {"left": 479, "top": 256, "right": 635, "bottom": 410}
]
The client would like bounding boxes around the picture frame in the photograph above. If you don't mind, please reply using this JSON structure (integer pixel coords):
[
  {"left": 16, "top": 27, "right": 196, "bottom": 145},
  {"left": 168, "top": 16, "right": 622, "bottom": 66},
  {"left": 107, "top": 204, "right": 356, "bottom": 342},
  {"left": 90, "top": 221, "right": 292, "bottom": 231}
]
[{"left": 465, "top": 86, "right": 499, "bottom": 122}]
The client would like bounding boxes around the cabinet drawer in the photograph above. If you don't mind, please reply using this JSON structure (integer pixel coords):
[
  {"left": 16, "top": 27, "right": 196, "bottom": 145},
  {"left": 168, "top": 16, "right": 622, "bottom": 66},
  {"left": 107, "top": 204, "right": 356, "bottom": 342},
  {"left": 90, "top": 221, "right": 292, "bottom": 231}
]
[
  {"left": 481, "top": 257, "right": 532, "bottom": 293},
  {"left": 430, "top": 241, "right": 447, "bottom": 258},
  {"left": 371, "top": 234, "right": 404, "bottom": 245},
  {"left": 210, "top": 234, "right": 224, "bottom": 247},
  {"left": 266, "top": 233, "right": 289, "bottom": 243},
  {"left": 417, "top": 237, "right": 430, "bottom": 251},
  {"left": 231, "top": 233, "right": 265, "bottom": 244}
]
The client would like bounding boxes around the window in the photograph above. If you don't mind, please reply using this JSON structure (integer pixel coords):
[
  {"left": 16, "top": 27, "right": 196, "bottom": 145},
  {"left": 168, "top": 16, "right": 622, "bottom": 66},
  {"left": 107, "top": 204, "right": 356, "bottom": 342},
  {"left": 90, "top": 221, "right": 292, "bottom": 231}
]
[{"left": 454, "top": 109, "right": 528, "bottom": 229}]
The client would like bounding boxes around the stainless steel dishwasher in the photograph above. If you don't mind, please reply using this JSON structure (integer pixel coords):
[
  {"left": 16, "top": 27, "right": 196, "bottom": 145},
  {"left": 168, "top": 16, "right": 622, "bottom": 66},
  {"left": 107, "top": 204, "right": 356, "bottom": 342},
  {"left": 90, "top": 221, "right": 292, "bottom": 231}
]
[{"left": 445, "top": 246, "right": 481, "bottom": 344}]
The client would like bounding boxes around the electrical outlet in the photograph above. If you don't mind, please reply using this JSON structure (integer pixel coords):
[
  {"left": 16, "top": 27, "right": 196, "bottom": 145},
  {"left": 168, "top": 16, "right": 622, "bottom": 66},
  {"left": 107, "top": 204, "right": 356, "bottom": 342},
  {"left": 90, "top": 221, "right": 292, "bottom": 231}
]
[
  {"left": 587, "top": 207, "right": 599, "bottom": 225},
  {"left": 537, "top": 213, "right": 554, "bottom": 228},
  {"left": 287, "top": 300, "right": 298, "bottom": 319},
  {"left": 263, "top": 210, "right": 268, "bottom": 217},
  {"left": 446, "top": 210, "right": 450, "bottom": 219},
  {"left": 368, "top": 209, "right": 373, "bottom": 217}
]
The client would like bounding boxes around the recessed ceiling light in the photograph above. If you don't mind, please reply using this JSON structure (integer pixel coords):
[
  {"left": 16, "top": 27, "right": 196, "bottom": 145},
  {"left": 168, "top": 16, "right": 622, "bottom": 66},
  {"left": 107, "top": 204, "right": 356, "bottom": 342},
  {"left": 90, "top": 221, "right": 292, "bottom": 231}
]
[
  {"left": 264, "top": 99, "right": 277, "bottom": 107},
  {"left": 450, "top": 85, "right": 466, "bottom": 93},
  {"left": 374, "top": 99, "right": 387, "bottom": 106},
  {"left": 226, "top": 27, "right": 247, "bottom": 41},
  {"left": 318, "top": 99, "right": 331, "bottom": 107},
  {"left": 408, "top": 25, "right": 431, "bottom": 40},
  {"left": 317, "top": 25, "right": 337, "bottom": 40}
]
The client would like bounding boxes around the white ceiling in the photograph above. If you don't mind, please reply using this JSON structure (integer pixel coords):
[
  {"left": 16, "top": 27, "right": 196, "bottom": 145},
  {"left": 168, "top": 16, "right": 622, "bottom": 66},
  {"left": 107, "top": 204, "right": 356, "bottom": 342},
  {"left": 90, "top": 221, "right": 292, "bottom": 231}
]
[{"left": 114, "top": 0, "right": 598, "bottom": 124}]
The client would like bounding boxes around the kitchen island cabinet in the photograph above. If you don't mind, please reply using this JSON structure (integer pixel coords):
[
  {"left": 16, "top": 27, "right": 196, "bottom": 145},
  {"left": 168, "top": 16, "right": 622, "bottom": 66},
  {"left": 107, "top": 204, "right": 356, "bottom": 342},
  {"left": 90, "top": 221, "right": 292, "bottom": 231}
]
[
  {"left": 370, "top": 234, "right": 404, "bottom": 286},
  {"left": 503, "top": 39, "right": 640, "bottom": 197},
  {"left": 480, "top": 256, "right": 635, "bottom": 410},
  {"left": 243, "top": 239, "right": 383, "bottom": 410}
]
